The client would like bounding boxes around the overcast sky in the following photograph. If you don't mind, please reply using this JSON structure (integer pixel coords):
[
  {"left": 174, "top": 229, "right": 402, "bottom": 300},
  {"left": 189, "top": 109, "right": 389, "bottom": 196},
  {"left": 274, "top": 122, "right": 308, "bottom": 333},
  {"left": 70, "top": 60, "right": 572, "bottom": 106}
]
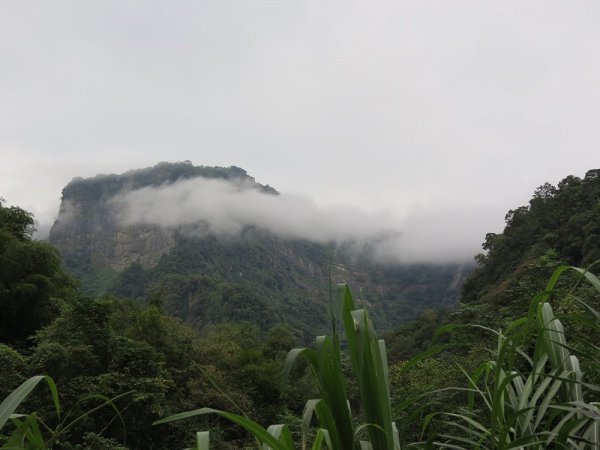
[{"left": 1, "top": 1, "right": 599, "bottom": 259}]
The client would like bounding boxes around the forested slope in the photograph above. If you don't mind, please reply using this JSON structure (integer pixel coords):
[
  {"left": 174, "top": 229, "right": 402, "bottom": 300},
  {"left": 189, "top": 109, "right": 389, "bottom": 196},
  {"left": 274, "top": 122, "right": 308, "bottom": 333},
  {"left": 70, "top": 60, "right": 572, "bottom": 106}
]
[
  {"left": 0, "top": 198, "right": 313, "bottom": 449},
  {"left": 385, "top": 170, "right": 600, "bottom": 443},
  {"left": 460, "top": 169, "right": 600, "bottom": 326},
  {"left": 386, "top": 169, "right": 600, "bottom": 361}
]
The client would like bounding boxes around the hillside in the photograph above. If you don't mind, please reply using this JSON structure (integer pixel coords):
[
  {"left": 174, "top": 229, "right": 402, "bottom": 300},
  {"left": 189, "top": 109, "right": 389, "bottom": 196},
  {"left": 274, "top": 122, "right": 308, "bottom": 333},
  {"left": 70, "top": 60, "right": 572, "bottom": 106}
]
[
  {"left": 457, "top": 169, "right": 600, "bottom": 328},
  {"left": 48, "top": 162, "right": 471, "bottom": 336},
  {"left": 383, "top": 170, "right": 600, "bottom": 443},
  {"left": 384, "top": 169, "right": 600, "bottom": 361}
]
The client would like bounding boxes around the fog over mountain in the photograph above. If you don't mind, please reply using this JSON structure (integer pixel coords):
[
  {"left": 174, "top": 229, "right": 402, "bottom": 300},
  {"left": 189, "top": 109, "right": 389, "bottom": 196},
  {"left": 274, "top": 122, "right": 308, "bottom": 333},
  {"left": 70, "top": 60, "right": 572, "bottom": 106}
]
[
  {"left": 106, "top": 176, "right": 479, "bottom": 263},
  {"left": 3, "top": 1, "right": 599, "bottom": 256}
]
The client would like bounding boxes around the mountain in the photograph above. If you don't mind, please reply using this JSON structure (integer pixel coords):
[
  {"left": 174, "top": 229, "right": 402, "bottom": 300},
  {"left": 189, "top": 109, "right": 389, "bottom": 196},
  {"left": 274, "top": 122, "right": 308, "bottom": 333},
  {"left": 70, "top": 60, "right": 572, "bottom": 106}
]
[{"left": 48, "top": 162, "right": 472, "bottom": 337}]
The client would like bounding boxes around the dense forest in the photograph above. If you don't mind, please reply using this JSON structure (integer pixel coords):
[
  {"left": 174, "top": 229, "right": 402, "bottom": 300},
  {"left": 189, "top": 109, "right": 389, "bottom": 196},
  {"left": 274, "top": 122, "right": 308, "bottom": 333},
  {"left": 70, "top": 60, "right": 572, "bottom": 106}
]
[{"left": 1, "top": 169, "right": 600, "bottom": 449}]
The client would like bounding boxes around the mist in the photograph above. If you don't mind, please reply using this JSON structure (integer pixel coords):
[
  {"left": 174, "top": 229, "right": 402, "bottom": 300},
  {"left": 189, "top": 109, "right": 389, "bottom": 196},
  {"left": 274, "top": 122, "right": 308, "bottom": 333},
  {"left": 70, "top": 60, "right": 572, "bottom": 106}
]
[{"left": 109, "top": 177, "right": 483, "bottom": 264}]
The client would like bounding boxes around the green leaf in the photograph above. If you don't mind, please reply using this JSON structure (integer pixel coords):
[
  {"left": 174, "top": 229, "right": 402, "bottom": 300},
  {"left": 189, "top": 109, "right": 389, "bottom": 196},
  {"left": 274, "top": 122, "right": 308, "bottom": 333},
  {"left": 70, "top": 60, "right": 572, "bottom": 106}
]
[
  {"left": 154, "top": 407, "right": 289, "bottom": 450},
  {"left": 0, "top": 375, "right": 58, "bottom": 430},
  {"left": 195, "top": 431, "right": 209, "bottom": 450},
  {"left": 311, "top": 428, "right": 332, "bottom": 450}
]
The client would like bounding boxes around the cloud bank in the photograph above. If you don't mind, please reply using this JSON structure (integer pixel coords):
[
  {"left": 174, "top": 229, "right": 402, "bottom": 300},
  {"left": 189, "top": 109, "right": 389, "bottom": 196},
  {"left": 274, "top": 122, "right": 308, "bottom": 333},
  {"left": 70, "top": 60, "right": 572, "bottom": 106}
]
[{"left": 110, "top": 177, "right": 482, "bottom": 264}]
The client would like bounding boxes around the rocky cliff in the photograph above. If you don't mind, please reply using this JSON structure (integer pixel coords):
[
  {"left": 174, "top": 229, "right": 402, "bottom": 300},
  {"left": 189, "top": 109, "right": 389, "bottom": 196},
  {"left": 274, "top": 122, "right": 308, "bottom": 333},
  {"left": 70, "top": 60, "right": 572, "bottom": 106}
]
[{"left": 49, "top": 162, "right": 275, "bottom": 270}]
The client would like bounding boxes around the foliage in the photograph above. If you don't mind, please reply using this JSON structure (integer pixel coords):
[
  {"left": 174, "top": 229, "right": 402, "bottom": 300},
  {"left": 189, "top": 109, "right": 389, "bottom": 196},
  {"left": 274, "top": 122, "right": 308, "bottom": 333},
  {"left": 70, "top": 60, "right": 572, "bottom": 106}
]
[
  {"left": 389, "top": 358, "right": 460, "bottom": 443},
  {"left": 0, "top": 345, "right": 28, "bottom": 400},
  {"left": 59, "top": 162, "right": 277, "bottom": 206},
  {"left": 0, "top": 374, "right": 130, "bottom": 450},
  {"left": 423, "top": 265, "right": 600, "bottom": 449},
  {"left": 154, "top": 285, "right": 401, "bottom": 450},
  {"left": 67, "top": 232, "right": 468, "bottom": 339},
  {"left": 0, "top": 199, "right": 74, "bottom": 347},
  {"left": 464, "top": 170, "right": 600, "bottom": 309},
  {"left": 0, "top": 290, "right": 303, "bottom": 449},
  {"left": 384, "top": 308, "right": 450, "bottom": 363},
  {"left": 0, "top": 199, "right": 36, "bottom": 240}
]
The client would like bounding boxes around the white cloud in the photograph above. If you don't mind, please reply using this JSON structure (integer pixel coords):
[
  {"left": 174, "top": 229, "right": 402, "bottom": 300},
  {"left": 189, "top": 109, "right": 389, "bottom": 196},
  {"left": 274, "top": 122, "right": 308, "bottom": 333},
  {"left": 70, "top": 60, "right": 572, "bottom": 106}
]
[{"left": 110, "top": 177, "right": 481, "bottom": 263}]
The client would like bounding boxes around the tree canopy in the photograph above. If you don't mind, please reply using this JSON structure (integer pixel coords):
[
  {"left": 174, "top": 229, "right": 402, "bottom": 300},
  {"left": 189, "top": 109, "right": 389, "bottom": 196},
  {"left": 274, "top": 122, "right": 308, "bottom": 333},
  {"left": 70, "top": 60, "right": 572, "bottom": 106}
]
[{"left": 0, "top": 199, "right": 74, "bottom": 346}]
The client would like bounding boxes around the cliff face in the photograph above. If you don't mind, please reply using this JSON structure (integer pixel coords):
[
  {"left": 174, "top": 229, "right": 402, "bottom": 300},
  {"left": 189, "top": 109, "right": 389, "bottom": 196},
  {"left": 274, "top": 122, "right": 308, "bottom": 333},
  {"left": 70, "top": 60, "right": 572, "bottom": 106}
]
[
  {"left": 49, "top": 162, "right": 273, "bottom": 272},
  {"left": 51, "top": 214, "right": 174, "bottom": 271},
  {"left": 48, "top": 162, "right": 472, "bottom": 335}
]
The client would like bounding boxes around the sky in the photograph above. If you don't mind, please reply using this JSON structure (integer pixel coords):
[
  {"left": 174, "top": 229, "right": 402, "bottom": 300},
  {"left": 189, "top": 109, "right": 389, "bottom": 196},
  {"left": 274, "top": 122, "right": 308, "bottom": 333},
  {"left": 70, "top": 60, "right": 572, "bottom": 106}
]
[{"left": 1, "top": 1, "right": 599, "bottom": 261}]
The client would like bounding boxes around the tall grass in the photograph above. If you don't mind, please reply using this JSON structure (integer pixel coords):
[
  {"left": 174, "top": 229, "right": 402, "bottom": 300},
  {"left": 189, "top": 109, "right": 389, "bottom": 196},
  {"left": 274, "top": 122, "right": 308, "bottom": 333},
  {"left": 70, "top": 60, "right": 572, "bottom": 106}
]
[
  {"left": 0, "top": 376, "right": 128, "bottom": 449},
  {"left": 422, "top": 265, "right": 600, "bottom": 449}
]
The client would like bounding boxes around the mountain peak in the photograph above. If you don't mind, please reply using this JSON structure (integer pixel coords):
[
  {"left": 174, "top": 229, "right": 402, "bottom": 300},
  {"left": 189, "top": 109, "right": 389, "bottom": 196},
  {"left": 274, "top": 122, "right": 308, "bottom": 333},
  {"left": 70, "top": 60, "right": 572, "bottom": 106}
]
[{"left": 62, "top": 162, "right": 278, "bottom": 201}]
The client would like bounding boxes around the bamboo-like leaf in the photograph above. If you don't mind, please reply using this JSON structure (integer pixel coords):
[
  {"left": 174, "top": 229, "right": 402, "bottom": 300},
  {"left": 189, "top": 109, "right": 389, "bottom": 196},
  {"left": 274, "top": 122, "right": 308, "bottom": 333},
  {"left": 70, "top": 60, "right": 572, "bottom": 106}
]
[
  {"left": 302, "top": 399, "right": 320, "bottom": 450},
  {"left": 571, "top": 267, "right": 600, "bottom": 292},
  {"left": 565, "top": 355, "right": 584, "bottom": 406},
  {"left": 288, "top": 333, "right": 354, "bottom": 450},
  {"left": 195, "top": 431, "right": 209, "bottom": 450},
  {"left": 154, "top": 408, "right": 289, "bottom": 450},
  {"left": 283, "top": 347, "right": 318, "bottom": 381},
  {"left": 341, "top": 285, "right": 395, "bottom": 450},
  {"left": 392, "top": 422, "right": 400, "bottom": 450},
  {"left": 545, "top": 265, "right": 573, "bottom": 292},
  {"left": 264, "top": 424, "right": 294, "bottom": 450},
  {"left": 431, "top": 323, "right": 468, "bottom": 343},
  {"left": 436, "top": 432, "right": 488, "bottom": 448},
  {"left": 581, "top": 417, "right": 600, "bottom": 449},
  {"left": 431, "top": 264, "right": 600, "bottom": 450},
  {"left": 540, "top": 303, "right": 569, "bottom": 370},
  {"left": 311, "top": 428, "right": 332, "bottom": 450},
  {"left": 299, "top": 397, "right": 345, "bottom": 450},
  {"left": 575, "top": 298, "right": 600, "bottom": 322},
  {"left": 2, "top": 414, "right": 41, "bottom": 449},
  {"left": 440, "top": 417, "right": 489, "bottom": 443},
  {"left": 313, "top": 397, "right": 345, "bottom": 450},
  {"left": 0, "top": 375, "right": 58, "bottom": 430},
  {"left": 401, "top": 344, "right": 449, "bottom": 372},
  {"left": 439, "top": 413, "right": 490, "bottom": 436},
  {"left": 60, "top": 391, "right": 130, "bottom": 439},
  {"left": 520, "top": 363, "right": 554, "bottom": 429},
  {"left": 533, "top": 371, "right": 572, "bottom": 431},
  {"left": 457, "top": 364, "right": 492, "bottom": 412}
]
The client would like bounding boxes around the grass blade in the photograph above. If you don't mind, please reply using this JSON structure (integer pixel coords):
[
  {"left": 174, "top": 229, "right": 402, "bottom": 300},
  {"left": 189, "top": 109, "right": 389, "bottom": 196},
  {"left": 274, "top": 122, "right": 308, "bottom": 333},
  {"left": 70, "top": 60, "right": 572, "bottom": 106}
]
[{"left": 0, "top": 376, "right": 58, "bottom": 430}]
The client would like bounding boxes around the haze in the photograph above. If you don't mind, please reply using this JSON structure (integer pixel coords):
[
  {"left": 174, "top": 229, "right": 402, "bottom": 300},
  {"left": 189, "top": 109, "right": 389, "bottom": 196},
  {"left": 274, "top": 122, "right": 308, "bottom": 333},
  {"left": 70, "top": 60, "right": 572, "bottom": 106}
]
[{"left": 2, "top": 1, "right": 599, "bottom": 261}]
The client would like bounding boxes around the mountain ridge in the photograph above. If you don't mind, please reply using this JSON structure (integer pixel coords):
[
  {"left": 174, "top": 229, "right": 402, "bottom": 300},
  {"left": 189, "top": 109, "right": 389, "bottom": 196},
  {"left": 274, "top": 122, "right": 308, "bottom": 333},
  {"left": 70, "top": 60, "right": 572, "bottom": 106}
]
[{"left": 48, "top": 161, "right": 472, "bottom": 336}]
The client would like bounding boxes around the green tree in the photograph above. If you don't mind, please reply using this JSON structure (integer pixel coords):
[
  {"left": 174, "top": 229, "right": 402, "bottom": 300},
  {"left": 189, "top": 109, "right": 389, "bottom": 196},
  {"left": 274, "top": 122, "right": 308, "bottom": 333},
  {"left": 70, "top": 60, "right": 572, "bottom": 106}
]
[
  {"left": 0, "top": 199, "right": 73, "bottom": 346},
  {"left": 0, "top": 198, "right": 36, "bottom": 240}
]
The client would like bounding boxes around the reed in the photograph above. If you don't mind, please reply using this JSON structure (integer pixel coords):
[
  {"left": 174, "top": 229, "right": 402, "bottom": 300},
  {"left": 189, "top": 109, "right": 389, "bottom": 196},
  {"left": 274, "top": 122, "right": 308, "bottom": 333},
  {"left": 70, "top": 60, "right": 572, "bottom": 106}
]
[{"left": 422, "top": 265, "right": 600, "bottom": 449}]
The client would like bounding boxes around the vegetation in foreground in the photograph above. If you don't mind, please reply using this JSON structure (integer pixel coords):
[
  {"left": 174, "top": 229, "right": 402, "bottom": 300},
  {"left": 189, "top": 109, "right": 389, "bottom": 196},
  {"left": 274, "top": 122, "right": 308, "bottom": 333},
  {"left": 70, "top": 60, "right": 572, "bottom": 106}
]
[{"left": 3, "top": 266, "right": 600, "bottom": 449}]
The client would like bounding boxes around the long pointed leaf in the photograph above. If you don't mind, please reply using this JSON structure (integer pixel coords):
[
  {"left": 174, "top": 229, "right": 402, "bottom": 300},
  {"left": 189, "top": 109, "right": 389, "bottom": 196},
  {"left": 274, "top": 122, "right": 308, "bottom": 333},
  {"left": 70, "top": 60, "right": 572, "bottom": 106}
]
[{"left": 0, "top": 376, "right": 58, "bottom": 430}]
